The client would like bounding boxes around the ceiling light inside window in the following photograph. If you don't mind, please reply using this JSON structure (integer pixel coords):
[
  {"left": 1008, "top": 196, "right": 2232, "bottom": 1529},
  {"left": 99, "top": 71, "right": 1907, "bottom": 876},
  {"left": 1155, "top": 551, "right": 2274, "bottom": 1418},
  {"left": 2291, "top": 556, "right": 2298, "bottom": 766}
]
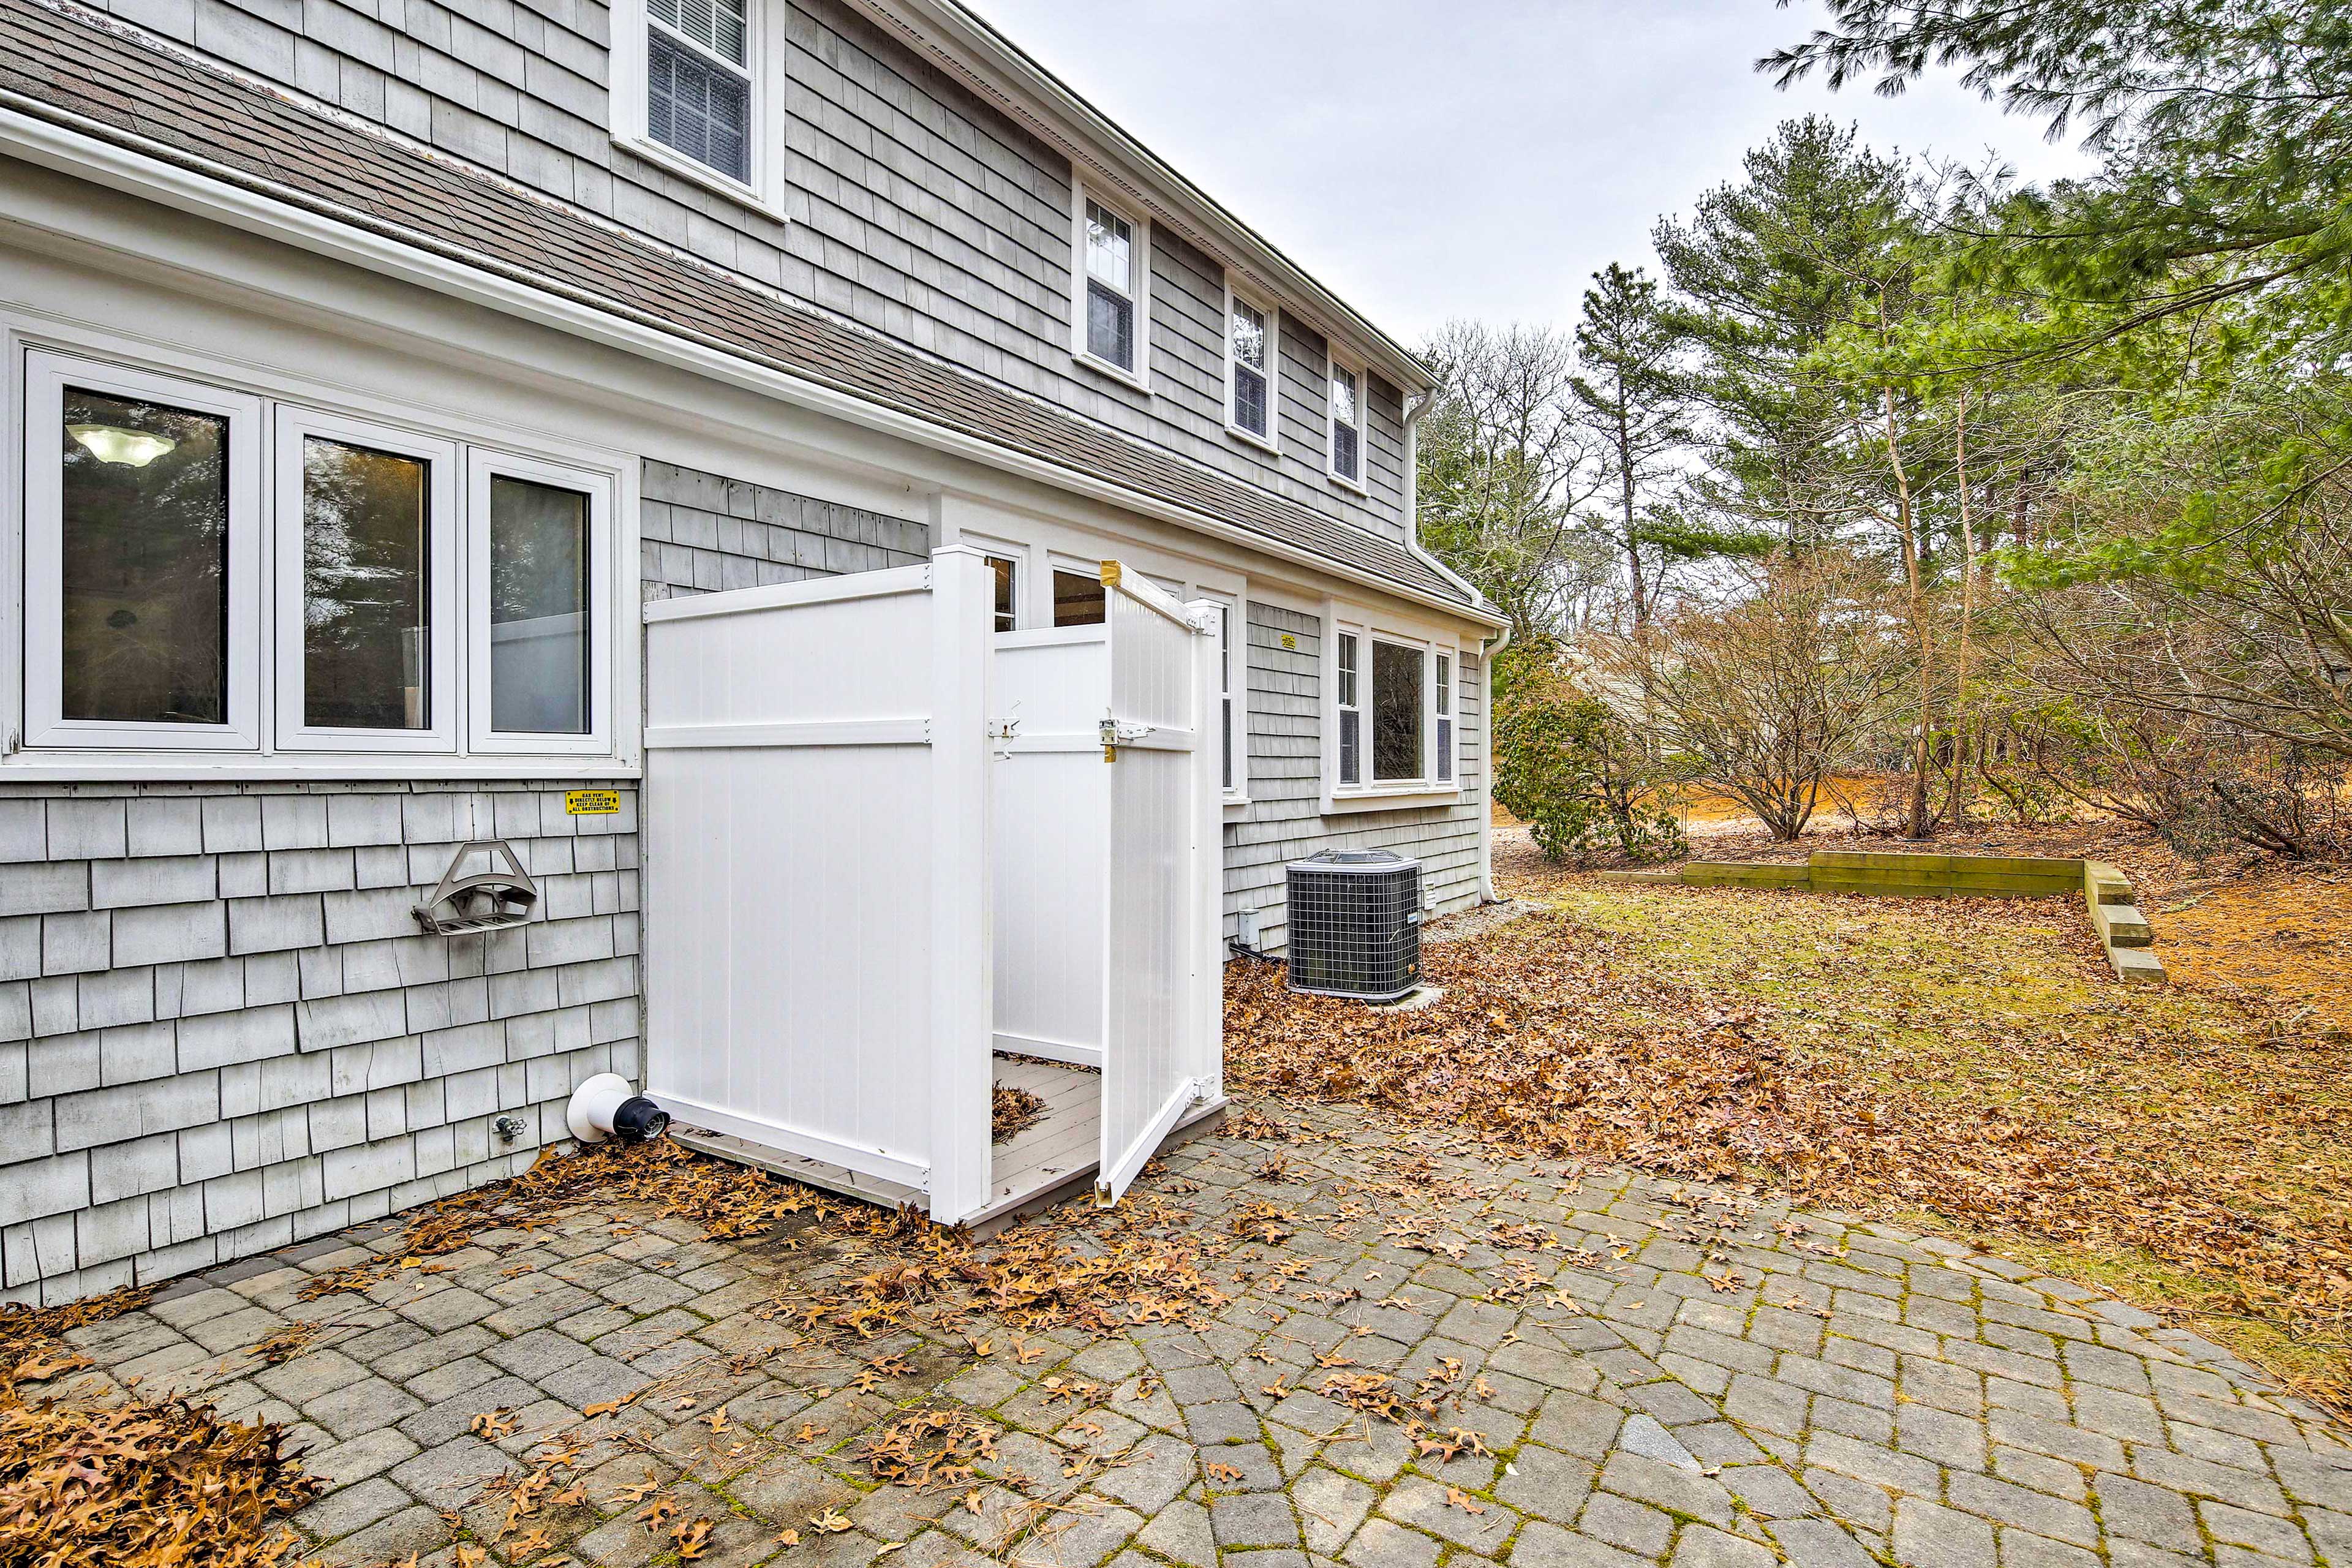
[{"left": 68, "top": 423, "right": 177, "bottom": 467}]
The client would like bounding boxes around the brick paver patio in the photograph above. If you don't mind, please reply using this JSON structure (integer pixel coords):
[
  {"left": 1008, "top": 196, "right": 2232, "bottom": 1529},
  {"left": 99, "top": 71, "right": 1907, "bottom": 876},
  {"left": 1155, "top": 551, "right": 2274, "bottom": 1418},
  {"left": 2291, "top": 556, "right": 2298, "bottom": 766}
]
[{"left": 53, "top": 1099, "right": 2352, "bottom": 1568}]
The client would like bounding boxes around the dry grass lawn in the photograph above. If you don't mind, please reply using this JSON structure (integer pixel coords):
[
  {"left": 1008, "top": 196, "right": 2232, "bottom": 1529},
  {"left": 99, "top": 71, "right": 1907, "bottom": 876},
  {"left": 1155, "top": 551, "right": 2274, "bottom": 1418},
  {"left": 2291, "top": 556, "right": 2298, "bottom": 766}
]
[{"left": 1225, "top": 831, "right": 2352, "bottom": 1415}]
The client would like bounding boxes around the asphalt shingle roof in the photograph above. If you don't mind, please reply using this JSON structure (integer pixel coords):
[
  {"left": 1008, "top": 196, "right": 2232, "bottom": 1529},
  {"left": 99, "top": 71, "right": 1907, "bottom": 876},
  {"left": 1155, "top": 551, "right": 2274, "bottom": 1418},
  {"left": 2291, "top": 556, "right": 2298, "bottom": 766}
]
[{"left": 0, "top": 0, "right": 1479, "bottom": 610}]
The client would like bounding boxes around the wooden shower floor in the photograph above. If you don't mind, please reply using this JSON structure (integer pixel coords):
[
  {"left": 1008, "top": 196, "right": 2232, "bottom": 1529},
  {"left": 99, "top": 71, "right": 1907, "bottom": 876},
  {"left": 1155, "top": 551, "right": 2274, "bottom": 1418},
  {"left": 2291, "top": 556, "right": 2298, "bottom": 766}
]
[
  {"left": 670, "top": 1055, "right": 1220, "bottom": 1234},
  {"left": 989, "top": 1054, "right": 1102, "bottom": 1207}
]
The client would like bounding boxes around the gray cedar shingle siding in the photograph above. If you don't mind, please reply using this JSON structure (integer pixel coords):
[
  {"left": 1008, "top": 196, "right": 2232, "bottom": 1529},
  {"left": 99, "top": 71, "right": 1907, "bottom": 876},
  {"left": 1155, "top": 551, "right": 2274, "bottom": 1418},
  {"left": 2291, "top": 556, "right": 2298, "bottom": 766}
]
[
  {"left": 0, "top": 783, "right": 641, "bottom": 1305},
  {"left": 51, "top": 0, "right": 1427, "bottom": 571},
  {"left": 0, "top": 458, "right": 911, "bottom": 1302},
  {"left": 1224, "top": 604, "right": 1486, "bottom": 955},
  {"left": 0, "top": 0, "right": 1465, "bottom": 605},
  {"left": 639, "top": 460, "right": 930, "bottom": 600}
]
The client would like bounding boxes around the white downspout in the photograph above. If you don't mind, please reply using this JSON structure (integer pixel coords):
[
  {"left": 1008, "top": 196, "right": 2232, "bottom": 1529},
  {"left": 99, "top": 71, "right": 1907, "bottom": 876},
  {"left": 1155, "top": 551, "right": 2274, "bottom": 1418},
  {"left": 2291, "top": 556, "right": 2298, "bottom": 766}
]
[
  {"left": 1477, "top": 620, "right": 1512, "bottom": 904},
  {"left": 1403, "top": 390, "right": 1511, "bottom": 907}
]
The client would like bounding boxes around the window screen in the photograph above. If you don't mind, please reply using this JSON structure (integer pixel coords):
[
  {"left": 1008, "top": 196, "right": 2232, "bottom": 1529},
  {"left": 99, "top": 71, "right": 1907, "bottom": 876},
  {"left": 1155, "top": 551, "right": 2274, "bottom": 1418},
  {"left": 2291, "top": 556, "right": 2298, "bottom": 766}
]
[{"left": 648, "top": 30, "right": 749, "bottom": 182}]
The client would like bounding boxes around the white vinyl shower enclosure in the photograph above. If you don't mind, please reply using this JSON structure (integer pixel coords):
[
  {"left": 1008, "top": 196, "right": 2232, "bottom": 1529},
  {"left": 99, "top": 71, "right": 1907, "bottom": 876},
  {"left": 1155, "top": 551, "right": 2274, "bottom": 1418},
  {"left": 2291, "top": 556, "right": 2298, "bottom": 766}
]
[{"left": 640, "top": 548, "right": 1225, "bottom": 1227}]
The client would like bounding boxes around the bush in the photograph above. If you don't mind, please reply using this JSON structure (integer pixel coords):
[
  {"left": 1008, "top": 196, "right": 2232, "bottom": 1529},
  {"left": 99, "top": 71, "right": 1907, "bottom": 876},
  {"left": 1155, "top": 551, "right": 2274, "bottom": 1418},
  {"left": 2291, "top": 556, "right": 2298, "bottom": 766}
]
[{"left": 1493, "top": 651, "right": 1685, "bottom": 865}]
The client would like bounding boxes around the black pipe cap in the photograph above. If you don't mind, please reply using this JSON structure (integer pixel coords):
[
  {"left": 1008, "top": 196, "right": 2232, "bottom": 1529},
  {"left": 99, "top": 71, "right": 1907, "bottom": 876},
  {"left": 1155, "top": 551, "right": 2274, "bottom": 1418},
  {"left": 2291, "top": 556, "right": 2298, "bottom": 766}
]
[{"left": 611, "top": 1096, "right": 671, "bottom": 1144}]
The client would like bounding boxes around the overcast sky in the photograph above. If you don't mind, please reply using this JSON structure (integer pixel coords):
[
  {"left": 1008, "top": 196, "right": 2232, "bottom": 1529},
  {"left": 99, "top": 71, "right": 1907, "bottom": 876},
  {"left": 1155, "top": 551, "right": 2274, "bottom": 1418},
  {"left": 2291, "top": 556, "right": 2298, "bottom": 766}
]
[{"left": 968, "top": 0, "right": 2100, "bottom": 344}]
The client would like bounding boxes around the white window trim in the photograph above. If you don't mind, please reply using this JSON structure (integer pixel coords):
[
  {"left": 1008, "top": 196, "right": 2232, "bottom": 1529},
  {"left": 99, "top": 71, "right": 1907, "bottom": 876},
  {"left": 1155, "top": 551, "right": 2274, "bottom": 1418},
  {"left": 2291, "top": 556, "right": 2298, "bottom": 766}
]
[
  {"left": 1070, "top": 177, "right": 1152, "bottom": 393},
  {"left": 1434, "top": 650, "right": 1457, "bottom": 785},
  {"left": 1325, "top": 350, "right": 1369, "bottom": 494},
  {"left": 1321, "top": 598, "right": 1461, "bottom": 814},
  {"left": 609, "top": 0, "right": 790, "bottom": 222},
  {"left": 21, "top": 350, "right": 265, "bottom": 752},
  {"left": 1221, "top": 275, "right": 1280, "bottom": 454},
  {"left": 1199, "top": 592, "right": 1250, "bottom": 810},
  {"left": 963, "top": 530, "right": 1028, "bottom": 633},
  {"left": 8, "top": 336, "right": 635, "bottom": 780},
  {"left": 466, "top": 448, "right": 616, "bottom": 759},
  {"left": 273, "top": 406, "right": 461, "bottom": 755}
]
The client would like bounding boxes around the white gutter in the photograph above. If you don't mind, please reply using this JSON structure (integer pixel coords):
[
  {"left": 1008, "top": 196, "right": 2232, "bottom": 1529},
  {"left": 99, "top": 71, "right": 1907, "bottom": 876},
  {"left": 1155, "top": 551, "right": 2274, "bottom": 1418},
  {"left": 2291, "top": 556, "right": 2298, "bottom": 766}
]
[{"left": 0, "top": 100, "right": 1502, "bottom": 633}]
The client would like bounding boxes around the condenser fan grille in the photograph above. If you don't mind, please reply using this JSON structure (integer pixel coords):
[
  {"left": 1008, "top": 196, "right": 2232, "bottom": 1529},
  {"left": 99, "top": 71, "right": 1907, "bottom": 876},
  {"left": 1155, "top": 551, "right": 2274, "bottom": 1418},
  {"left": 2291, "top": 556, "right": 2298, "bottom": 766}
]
[{"left": 1285, "top": 851, "right": 1421, "bottom": 1001}]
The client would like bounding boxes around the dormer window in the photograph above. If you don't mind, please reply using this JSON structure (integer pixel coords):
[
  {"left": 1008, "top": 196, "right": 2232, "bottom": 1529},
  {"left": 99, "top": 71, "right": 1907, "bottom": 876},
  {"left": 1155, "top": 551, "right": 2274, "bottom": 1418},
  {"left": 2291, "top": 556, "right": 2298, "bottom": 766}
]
[{"left": 1072, "top": 183, "right": 1149, "bottom": 387}]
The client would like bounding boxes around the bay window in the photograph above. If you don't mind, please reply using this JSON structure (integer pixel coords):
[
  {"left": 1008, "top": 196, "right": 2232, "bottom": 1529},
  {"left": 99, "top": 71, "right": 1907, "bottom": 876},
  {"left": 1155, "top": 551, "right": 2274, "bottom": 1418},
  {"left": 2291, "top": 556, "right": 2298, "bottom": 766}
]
[{"left": 18, "top": 349, "right": 617, "bottom": 767}]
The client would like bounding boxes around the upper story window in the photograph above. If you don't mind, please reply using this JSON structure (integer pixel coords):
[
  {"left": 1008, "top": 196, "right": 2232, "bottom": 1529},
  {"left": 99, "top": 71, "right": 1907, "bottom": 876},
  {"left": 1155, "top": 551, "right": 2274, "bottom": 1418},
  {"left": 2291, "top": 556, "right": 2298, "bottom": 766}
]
[
  {"left": 18, "top": 349, "right": 619, "bottom": 768},
  {"left": 1072, "top": 183, "right": 1149, "bottom": 387},
  {"left": 610, "top": 0, "right": 784, "bottom": 214},
  {"left": 1226, "top": 284, "right": 1277, "bottom": 448},
  {"left": 1328, "top": 356, "right": 1366, "bottom": 491},
  {"left": 647, "top": 0, "right": 751, "bottom": 183}
]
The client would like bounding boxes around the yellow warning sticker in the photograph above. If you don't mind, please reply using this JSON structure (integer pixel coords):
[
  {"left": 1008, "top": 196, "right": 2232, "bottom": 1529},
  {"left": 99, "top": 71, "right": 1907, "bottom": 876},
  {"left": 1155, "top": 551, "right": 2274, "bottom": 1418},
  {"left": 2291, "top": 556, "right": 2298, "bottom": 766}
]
[
  {"left": 565, "top": 789, "right": 620, "bottom": 816},
  {"left": 1280, "top": 633, "right": 1298, "bottom": 650}
]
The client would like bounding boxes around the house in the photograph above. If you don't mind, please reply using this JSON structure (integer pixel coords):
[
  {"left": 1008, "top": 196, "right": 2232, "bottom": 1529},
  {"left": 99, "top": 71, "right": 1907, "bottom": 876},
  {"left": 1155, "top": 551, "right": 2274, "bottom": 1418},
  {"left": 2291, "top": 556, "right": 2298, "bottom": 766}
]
[{"left": 0, "top": 0, "right": 1507, "bottom": 1300}]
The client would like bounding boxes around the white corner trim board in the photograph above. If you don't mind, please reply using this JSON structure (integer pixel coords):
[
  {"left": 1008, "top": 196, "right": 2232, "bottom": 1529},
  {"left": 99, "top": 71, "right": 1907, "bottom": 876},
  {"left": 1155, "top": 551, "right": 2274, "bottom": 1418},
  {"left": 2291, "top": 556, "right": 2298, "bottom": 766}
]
[{"left": 0, "top": 103, "right": 1503, "bottom": 634}]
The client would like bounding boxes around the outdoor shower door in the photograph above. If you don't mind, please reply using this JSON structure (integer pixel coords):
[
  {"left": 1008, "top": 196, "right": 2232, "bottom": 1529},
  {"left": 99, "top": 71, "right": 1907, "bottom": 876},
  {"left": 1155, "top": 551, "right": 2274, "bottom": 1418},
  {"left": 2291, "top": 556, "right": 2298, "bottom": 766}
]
[{"left": 1094, "top": 567, "right": 1221, "bottom": 1205}]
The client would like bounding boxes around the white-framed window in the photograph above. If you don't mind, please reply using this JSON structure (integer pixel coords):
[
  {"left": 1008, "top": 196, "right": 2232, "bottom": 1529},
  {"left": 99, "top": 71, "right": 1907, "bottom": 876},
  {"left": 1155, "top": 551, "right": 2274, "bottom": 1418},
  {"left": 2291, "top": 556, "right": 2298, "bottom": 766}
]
[
  {"left": 21, "top": 352, "right": 264, "bottom": 752},
  {"left": 273, "top": 407, "right": 459, "bottom": 753},
  {"left": 1052, "top": 559, "right": 1109, "bottom": 627},
  {"left": 1370, "top": 636, "right": 1424, "bottom": 782},
  {"left": 608, "top": 0, "right": 786, "bottom": 215},
  {"left": 1335, "top": 630, "right": 1361, "bottom": 786},
  {"left": 468, "top": 450, "right": 614, "bottom": 758},
  {"left": 15, "top": 347, "right": 622, "bottom": 769},
  {"left": 1200, "top": 596, "right": 1247, "bottom": 802},
  {"left": 1224, "top": 279, "right": 1278, "bottom": 450},
  {"left": 1072, "top": 182, "right": 1149, "bottom": 386},
  {"left": 1434, "top": 652, "right": 1455, "bottom": 784},
  {"left": 1327, "top": 352, "right": 1366, "bottom": 491},
  {"left": 1325, "top": 606, "right": 1460, "bottom": 806},
  {"left": 986, "top": 552, "right": 1019, "bottom": 633}
]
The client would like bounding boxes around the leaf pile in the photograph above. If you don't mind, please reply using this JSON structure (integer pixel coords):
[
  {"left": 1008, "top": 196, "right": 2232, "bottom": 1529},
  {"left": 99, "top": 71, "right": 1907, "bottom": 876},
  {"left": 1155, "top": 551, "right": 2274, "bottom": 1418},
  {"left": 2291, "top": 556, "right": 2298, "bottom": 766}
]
[
  {"left": 1227, "top": 867, "right": 2352, "bottom": 1411},
  {"left": 854, "top": 1407, "right": 1000, "bottom": 1488},
  {"left": 991, "top": 1084, "right": 1047, "bottom": 1144},
  {"left": 0, "top": 1284, "right": 318, "bottom": 1568}
]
